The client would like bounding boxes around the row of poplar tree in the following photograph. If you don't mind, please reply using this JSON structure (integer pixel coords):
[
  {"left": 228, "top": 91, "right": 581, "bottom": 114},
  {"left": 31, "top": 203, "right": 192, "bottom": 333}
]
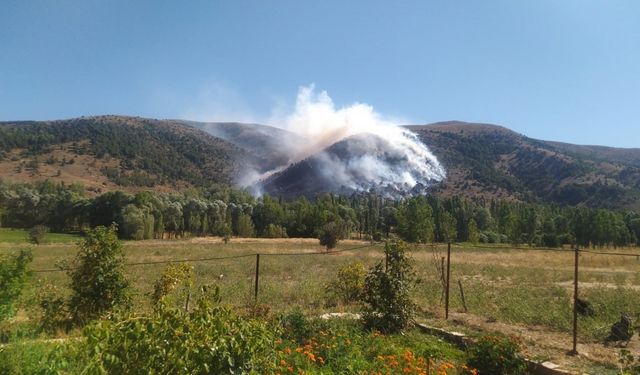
[{"left": 1, "top": 180, "right": 639, "bottom": 248}]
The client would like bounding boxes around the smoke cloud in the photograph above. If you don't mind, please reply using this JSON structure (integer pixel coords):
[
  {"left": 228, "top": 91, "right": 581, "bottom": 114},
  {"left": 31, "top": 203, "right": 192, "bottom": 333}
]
[{"left": 252, "top": 85, "right": 446, "bottom": 197}]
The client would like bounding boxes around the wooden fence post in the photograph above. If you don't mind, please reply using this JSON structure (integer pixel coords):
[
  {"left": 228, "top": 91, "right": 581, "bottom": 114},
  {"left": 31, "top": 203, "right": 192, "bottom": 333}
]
[
  {"left": 445, "top": 242, "right": 451, "bottom": 319},
  {"left": 254, "top": 253, "right": 260, "bottom": 301},
  {"left": 569, "top": 245, "right": 579, "bottom": 355}
]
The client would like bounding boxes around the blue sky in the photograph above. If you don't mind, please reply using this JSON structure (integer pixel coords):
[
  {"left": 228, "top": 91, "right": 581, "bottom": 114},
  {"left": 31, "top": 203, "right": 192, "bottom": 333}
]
[{"left": 1, "top": 1, "right": 638, "bottom": 147}]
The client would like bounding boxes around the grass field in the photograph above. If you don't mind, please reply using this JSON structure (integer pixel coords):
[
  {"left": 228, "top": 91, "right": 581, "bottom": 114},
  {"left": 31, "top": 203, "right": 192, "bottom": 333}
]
[
  {"left": 2, "top": 236, "right": 639, "bottom": 373},
  {"left": 0, "top": 228, "right": 80, "bottom": 244}
]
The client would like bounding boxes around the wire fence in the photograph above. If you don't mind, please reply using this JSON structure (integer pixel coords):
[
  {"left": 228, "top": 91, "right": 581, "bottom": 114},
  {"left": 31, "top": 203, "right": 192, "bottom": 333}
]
[
  {"left": 431, "top": 243, "right": 640, "bottom": 357},
  {"left": 25, "top": 240, "right": 640, "bottom": 357}
]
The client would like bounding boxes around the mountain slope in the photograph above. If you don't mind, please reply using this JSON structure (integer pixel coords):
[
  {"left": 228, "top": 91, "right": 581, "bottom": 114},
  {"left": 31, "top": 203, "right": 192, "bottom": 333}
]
[
  {"left": 0, "top": 115, "right": 250, "bottom": 193},
  {"left": 2, "top": 116, "right": 638, "bottom": 209},
  {"left": 409, "top": 121, "right": 640, "bottom": 209},
  {"left": 178, "top": 121, "right": 305, "bottom": 172}
]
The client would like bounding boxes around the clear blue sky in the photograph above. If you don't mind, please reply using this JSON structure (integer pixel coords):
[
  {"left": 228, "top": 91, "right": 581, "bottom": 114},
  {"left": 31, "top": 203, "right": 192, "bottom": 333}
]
[{"left": 1, "top": 1, "right": 639, "bottom": 148}]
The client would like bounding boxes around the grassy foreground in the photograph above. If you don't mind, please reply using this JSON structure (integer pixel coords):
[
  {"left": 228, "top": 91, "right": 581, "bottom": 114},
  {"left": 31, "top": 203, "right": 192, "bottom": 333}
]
[{"left": 1, "top": 236, "right": 639, "bottom": 373}]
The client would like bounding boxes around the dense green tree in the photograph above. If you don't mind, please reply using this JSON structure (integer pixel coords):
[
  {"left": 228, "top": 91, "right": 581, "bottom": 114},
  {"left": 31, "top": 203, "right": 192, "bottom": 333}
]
[
  {"left": 396, "top": 196, "right": 434, "bottom": 243},
  {"left": 236, "top": 214, "right": 256, "bottom": 238},
  {"left": 67, "top": 224, "right": 129, "bottom": 325}
]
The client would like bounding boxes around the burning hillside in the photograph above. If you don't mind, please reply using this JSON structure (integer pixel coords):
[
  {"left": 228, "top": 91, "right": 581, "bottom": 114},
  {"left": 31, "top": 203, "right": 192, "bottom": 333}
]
[{"left": 249, "top": 86, "right": 446, "bottom": 198}]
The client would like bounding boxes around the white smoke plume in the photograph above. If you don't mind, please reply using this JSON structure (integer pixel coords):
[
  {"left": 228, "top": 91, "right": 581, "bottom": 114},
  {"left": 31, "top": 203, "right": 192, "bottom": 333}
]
[{"left": 255, "top": 85, "right": 446, "bottom": 196}]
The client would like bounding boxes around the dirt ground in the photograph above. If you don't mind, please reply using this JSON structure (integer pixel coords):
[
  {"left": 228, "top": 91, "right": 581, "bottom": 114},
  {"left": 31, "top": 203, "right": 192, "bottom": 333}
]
[{"left": 427, "top": 311, "right": 639, "bottom": 374}]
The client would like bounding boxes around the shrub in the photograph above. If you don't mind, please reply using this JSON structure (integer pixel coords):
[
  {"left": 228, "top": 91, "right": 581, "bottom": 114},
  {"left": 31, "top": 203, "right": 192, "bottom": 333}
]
[
  {"left": 280, "top": 310, "right": 314, "bottom": 344},
  {"left": 0, "top": 250, "right": 32, "bottom": 321},
  {"left": 151, "top": 263, "right": 193, "bottom": 307},
  {"left": 37, "top": 282, "right": 70, "bottom": 334},
  {"left": 75, "top": 287, "right": 275, "bottom": 374},
  {"left": 361, "top": 240, "right": 416, "bottom": 333},
  {"left": 318, "top": 221, "right": 343, "bottom": 250},
  {"left": 467, "top": 334, "right": 528, "bottom": 375},
  {"left": 67, "top": 224, "right": 129, "bottom": 325},
  {"left": 326, "top": 261, "right": 366, "bottom": 305},
  {"left": 27, "top": 225, "right": 48, "bottom": 244}
]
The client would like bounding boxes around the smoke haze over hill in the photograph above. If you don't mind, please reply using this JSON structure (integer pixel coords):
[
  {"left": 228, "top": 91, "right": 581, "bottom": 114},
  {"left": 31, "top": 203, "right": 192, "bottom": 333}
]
[{"left": 249, "top": 86, "right": 446, "bottom": 196}]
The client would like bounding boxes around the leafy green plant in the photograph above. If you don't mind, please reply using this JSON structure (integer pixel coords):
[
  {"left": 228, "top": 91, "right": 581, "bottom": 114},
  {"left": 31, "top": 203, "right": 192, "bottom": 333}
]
[
  {"left": 151, "top": 262, "right": 193, "bottom": 308},
  {"left": 0, "top": 249, "right": 32, "bottom": 321},
  {"left": 467, "top": 334, "right": 528, "bottom": 375},
  {"left": 37, "top": 282, "right": 70, "bottom": 334},
  {"left": 280, "top": 310, "right": 315, "bottom": 345},
  {"left": 326, "top": 261, "right": 366, "bottom": 305},
  {"left": 360, "top": 239, "right": 416, "bottom": 333},
  {"left": 74, "top": 286, "right": 275, "bottom": 374},
  {"left": 66, "top": 224, "right": 129, "bottom": 325}
]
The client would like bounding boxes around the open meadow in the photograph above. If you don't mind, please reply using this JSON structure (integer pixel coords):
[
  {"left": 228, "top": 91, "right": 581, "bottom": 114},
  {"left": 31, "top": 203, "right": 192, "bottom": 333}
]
[{"left": 2, "top": 236, "right": 640, "bottom": 373}]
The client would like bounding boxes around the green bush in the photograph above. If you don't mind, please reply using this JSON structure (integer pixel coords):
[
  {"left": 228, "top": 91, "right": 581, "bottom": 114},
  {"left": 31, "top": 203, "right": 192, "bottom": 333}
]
[
  {"left": 67, "top": 224, "right": 129, "bottom": 325},
  {"left": 37, "top": 282, "right": 70, "bottom": 334},
  {"left": 70, "top": 287, "right": 275, "bottom": 374},
  {"left": 0, "top": 250, "right": 32, "bottom": 321},
  {"left": 318, "top": 221, "right": 343, "bottom": 250},
  {"left": 280, "top": 310, "right": 314, "bottom": 345},
  {"left": 326, "top": 261, "right": 366, "bottom": 305},
  {"left": 27, "top": 225, "right": 48, "bottom": 244},
  {"left": 151, "top": 263, "right": 193, "bottom": 307},
  {"left": 360, "top": 240, "right": 416, "bottom": 333},
  {"left": 467, "top": 334, "right": 528, "bottom": 375},
  {"left": 0, "top": 341, "right": 61, "bottom": 375}
]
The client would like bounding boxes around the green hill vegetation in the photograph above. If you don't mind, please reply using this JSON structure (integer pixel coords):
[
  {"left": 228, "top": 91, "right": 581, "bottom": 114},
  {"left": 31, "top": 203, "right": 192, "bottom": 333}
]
[
  {"left": 410, "top": 122, "right": 640, "bottom": 210},
  {"left": 0, "top": 115, "right": 250, "bottom": 191}
]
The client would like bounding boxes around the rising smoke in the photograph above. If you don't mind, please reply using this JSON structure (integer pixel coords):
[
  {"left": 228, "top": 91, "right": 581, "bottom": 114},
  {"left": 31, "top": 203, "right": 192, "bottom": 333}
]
[{"left": 253, "top": 85, "right": 446, "bottom": 196}]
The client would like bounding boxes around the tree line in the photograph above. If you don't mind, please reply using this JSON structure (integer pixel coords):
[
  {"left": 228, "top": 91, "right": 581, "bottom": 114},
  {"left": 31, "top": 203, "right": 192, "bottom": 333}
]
[{"left": 1, "top": 180, "right": 639, "bottom": 248}]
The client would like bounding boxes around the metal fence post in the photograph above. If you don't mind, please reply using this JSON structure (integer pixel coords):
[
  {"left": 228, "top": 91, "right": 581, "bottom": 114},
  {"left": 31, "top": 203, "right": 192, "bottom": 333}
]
[
  {"left": 445, "top": 242, "right": 451, "bottom": 319},
  {"left": 569, "top": 245, "right": 579, "bottom": 355},
  {"left": 254, "top": 253, "right": 260, "bottom": 301}
]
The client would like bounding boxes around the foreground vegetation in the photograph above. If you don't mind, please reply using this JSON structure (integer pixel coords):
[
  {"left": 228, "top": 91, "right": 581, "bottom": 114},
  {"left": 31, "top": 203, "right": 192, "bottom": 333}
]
[
  {"left": 1, "top": 229, "right": 638, "bottom": 373},
  {"left": 2, "top": 234, "right": 500, "bottom": 374}
]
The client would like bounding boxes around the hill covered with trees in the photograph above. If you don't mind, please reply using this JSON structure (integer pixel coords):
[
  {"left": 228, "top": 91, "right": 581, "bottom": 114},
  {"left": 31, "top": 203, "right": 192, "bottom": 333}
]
[
  {"left": 411, "top": 122, "right": 640, "bottom": 210},
  {"left": 0, "top": 116, "right": 251, "bottom": 193},
  {"left": 2, "top": 116, "right": 640, "bottom": 211}
]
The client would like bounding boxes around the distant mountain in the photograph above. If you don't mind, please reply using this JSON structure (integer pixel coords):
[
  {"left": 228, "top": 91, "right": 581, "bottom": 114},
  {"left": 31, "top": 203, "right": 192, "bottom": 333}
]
[
  {"left": 1, "top": 116, "right": 639, "bottom": 209},
  {"left": 408, "top": 121, "right": 640, "bottom": 209},
  {"left": 0, "top": 115, "right": 250, "bottom": 193}
]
